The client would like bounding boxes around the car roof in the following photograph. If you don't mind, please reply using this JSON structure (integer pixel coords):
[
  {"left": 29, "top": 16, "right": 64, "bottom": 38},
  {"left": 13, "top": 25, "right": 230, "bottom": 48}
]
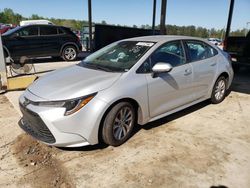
[
  {"left": 20, "top": 24, "right": 58, "bottom": 28},
  {"left": 123, "top": 35, "right": 208, "bottom": 43}
]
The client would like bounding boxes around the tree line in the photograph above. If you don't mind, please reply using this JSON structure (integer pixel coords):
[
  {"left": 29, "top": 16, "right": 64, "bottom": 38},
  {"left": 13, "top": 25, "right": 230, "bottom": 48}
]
[
  {"left": 0, "top": 8, "right": 88, "bottom": 30},
  {"left": 0, "top": 8, "right": 246, "bottom": 38}
]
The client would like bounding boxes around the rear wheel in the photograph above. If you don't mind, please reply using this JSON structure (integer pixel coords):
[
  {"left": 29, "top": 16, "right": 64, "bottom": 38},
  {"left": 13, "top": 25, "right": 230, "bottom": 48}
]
[
  {"left": 102, "top": 102, "right": 136, "bottom": 146},
  {"left": 61, "top": 45, "right": 78, "bottom": 61},
  {"left": 211, "top": 76, "right": 227, "bottom": 104}
]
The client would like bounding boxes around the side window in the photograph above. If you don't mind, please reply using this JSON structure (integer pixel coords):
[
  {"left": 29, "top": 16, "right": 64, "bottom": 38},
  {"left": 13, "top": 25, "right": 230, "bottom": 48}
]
[
  {"left": 186, "top": 41, "right": 218, "bottom": 62},
  {"left": 137, "top": 41, "right": 186, "bottom": 73},
  {"left": 151, "top": 41, "right": 186, "bottom": 68},
  {"left": 137, "top": 58, "right": 151, "bottom": 73},
  {"left": 40, "top": 26, "right": 57, "bottom": 35},
  {"left": 18, "top": 27, "right": 38, "bottom": 37}
]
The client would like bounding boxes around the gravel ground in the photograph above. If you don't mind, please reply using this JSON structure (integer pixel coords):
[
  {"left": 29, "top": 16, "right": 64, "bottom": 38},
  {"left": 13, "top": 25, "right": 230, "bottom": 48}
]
[{"left": 0, "top": 62, "right": 250, "bottom": 188}]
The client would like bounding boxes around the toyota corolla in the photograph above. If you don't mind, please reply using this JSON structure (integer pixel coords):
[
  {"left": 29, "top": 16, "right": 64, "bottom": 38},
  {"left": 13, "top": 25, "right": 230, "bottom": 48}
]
[{"left": 18, "top": 36, "right": 234, "bottom": 147}]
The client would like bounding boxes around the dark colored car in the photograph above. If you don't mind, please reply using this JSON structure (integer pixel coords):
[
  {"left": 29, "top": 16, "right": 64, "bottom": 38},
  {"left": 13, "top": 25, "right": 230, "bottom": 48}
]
[
  {"left": 2, "top": 24, "right": 82, "bottom": 62},
  {"left": 224, "top": 31, "right": 250, "bottom": 71}
]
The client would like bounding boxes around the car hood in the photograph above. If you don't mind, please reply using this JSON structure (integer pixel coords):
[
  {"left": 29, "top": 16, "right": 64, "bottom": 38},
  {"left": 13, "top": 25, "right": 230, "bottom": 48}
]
[{"left": 28, "top": 65, "right": 122, "bottom": 101}]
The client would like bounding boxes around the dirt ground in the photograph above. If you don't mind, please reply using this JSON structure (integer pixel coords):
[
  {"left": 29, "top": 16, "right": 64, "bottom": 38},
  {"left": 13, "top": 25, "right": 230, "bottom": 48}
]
[{"left": 0, "top": 68, "right": 250, "bottom": 188}]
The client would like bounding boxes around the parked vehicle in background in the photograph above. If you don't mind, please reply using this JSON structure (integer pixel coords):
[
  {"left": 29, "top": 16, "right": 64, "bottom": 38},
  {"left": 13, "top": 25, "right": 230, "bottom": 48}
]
[
  {"left": 2, "top": 24, "right": 82, "bottom": 61},
  {"left": 20, "top": 19, "right": 54, "bottom": 26},
  {"left": 208, "top": 38, "right": 222, "bottom": 46},
  {"left": 224, "top": 31, "right": 250, "bottom": 71},
  {"left": 73, "top": 30, "right": 82, "bottom": 40},
  {"left": 18, "top": 36, "right": 233, "bottom": 147},
  {"left": 0, "top": 24, "right": 14, "bottom": 34}
]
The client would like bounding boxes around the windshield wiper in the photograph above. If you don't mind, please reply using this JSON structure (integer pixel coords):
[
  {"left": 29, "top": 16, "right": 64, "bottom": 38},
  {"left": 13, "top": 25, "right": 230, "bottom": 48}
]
[{"left": 82, "top": 62, "right": 114, "bottom": 72}]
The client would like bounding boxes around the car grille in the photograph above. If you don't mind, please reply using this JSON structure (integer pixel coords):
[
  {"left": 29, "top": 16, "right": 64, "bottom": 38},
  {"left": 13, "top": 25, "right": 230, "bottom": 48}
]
[{"left": 19, "top": 103, "right": 56, "bottom": 144}]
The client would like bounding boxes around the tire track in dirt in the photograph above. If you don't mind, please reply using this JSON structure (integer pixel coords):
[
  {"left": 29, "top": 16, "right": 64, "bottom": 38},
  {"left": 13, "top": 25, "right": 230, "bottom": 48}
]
[{"left": 11, "top": 134, "right": 75, "bottom": 188}]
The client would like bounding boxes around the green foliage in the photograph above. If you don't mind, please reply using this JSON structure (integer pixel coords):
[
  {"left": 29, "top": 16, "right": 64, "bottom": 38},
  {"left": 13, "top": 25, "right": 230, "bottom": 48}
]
[
  {"left": 101, "top": 20, "right": 107, "bottom": 25},
  {"left": 154, "top": 24, "right": 246, "bottom": 38},
  {"left": 0, "top": 8, "right": 23, "bottom": 25},
  {"left": 230, "top": 29, "right": 247, "bottom": 36}
]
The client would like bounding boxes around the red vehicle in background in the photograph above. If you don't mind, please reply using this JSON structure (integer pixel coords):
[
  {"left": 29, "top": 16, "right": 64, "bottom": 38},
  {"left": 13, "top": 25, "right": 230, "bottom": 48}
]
[{"left": 0, "top": 24, "right": 15, "bottom": 34}]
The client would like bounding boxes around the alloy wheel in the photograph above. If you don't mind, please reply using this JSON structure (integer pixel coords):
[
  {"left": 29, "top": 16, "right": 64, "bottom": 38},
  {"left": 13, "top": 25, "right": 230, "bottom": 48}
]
[
  {"left": 113, "top": 106, "right": 133, "bottom": 141},
  {"left": 214, "top": 79, "right": 226, "bottom": 101},
  {"left": 64, "top": 47, "right": 77, "bottom": 61}
]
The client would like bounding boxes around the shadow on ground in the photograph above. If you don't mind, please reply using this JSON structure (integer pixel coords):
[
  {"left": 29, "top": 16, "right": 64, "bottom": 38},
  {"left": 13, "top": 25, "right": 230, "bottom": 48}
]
[
  {"left": 210, "top": 185, "right": 228, "bottom": 188},
  {"left": 231, "top": 67, "right": 250, "bottom": 94}
]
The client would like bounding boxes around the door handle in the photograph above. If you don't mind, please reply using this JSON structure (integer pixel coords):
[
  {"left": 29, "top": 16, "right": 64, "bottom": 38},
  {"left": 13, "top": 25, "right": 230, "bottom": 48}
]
[
  {"left": 210, "top": 63, "right": 217, "bottom": 66},
  {"left": 184, "top": 69, "right": 192, "bottom": 76}
]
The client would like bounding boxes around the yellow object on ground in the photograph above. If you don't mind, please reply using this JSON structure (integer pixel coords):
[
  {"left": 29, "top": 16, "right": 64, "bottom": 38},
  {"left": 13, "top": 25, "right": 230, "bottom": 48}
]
[{"left": 7, "top": 75, "right": 37, "bottom": 90}]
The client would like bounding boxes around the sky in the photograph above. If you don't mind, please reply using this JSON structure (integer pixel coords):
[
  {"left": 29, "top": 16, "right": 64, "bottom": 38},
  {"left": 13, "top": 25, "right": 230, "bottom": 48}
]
[{"left": 0, "top": 0, "right": 249, "bottom": 30}]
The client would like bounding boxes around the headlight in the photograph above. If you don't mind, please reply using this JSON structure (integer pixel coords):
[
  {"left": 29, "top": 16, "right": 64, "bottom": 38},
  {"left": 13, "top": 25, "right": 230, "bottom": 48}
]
[
  {"left": 37, "top": 93, "right": 97, "bottom": 116},
  {"left": 63, "top": 94, "right": 96, "bottom": 116}
]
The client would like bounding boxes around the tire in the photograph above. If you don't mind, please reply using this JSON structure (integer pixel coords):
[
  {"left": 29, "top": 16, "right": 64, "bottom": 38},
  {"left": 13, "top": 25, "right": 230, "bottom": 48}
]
[
  {"left": 61, "top": 45, "right": 78, "bottom": 61},
  {"left": 102, "top": 102, "right": 136, "bottom": 146},
  {"left": 211, "top": 76, "right": 227, "bottom": 104}
]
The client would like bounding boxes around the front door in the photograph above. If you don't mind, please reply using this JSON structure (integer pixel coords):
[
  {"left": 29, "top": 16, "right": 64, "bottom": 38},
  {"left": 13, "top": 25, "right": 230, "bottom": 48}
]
[
  {"left": 8, "top": 26, "right": 40, "bottom": 59},
  {"left": 144, "top": 40, "right": 194, "bottom": 118}
]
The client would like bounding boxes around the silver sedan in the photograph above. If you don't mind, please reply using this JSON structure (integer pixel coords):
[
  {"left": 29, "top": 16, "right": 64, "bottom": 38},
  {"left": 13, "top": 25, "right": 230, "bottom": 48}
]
[{"left": 19, "top": 36, "right": 234, "bottom": 147}]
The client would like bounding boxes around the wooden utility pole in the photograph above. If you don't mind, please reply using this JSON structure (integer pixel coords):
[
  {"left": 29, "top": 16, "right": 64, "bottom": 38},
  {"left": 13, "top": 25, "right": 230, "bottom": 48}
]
[
  {"left": 160, "top": 0, "right": 167, "bottom": 35},
  {"left": 88, "top": 0, "right": 93, "bottom": 51},
  {"left": 152, "top": 0, "right": 157, "bottom": 35},
  {"left": 225, "top": 0, "right": 234, "bottom": 39}
]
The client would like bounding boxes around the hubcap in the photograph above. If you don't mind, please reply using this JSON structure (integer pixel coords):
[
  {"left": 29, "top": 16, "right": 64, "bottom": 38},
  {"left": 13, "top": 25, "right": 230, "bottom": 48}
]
[
  {"left": 113, "top": 107, "right": 133, "bottom": 140},
  {"left": 215, "top": 80, "right": 226, "bottom": 101},
  {"left": 64, "top": 47, "right": 76, "bottom": 60}
]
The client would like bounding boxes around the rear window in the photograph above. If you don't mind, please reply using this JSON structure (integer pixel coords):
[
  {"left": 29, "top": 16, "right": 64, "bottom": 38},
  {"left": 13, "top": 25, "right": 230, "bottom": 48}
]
[
  {"left": 62, "top": 27, "right": 76, "bottom": 36},
  {"left": 40, "top": 26, "right": 57, "bottom": 35},
  {"left": 186, "top": 41, "right": 218, "bottom": 62},
  {"left": 58, "top": 28, "right": 65, "bottom": 34}
]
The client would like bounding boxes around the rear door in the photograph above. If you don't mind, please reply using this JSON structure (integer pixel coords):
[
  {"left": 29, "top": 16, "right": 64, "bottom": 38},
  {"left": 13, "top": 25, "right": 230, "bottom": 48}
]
[
  {"left": 39, "top": 26, "right": 60, "bottom": 56},
  {"left": 184, "top": 40, "right": 218, "bottom": 99}
]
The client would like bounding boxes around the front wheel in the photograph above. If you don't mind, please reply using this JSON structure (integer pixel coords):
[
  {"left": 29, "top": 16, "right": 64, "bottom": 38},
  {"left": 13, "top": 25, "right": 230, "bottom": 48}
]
[
  {"left": 211, "top": 76, "right": 227, "bottom": 104},
  {"left": 61, "top": 46, "right": 78, "bottom": 61},
  {"left": 102, "top": 102, "right": 136, "bottom": 146}
]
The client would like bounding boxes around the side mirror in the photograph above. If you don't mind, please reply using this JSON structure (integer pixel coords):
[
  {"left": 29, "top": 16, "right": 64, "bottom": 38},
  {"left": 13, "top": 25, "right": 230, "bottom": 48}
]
[
  {"left": 152, "top": 62, "right": 173, "bottom": 78},
  {"left": 152, "top": 62, "right": 173, "bottom": 73}
]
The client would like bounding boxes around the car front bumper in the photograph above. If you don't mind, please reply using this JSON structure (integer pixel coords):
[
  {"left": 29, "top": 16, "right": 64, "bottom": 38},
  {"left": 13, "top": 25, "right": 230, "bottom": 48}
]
[{"left": 18, "top": 90, "right": 108, "bottom": 147}]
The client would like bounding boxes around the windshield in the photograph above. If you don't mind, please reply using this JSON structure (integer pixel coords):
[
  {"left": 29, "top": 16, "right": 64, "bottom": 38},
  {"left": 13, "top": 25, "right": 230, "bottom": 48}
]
[
  {"left": 79, "top": 41, "right": 155, "bottom": 72},
  {"left": 2, "top": 26, "right": 20, "bottom": 36}
]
